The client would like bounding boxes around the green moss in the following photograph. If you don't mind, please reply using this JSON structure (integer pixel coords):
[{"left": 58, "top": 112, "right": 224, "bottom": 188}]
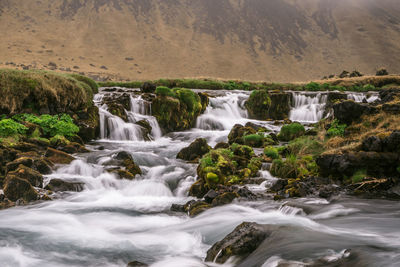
[
  {"left": 351, "top": 170, "right": 367, "bottom": 183},
  {"left": 270, "top": 154, "right": 299, "bottom": 178},
  {"left": 287, "top": 136, "right": 324, "bottom": 157},
  {"left": 49, "top": 134, "right": 70, "bottom": 147},
  {"left": 247, "top": 157, "right": 262, "bottom": 176},
  {"left": 278, "top": 123, "right": 305, "bottom": 141},
  {"left": 206, "top": 172, "right": 219, "bottom": 184},
  {"left": 242, "top": 134, "right": 264, "bottom": 147},
  {"left": 0, "top": 119, "right": 27, "bottom": 137},
  {"left": 155, "top": 86, "right": 177, "bottom": 97},
  {"left": 264, "top": 146, "right": 279, "bottom": 159},
  {"left": 0, "top": 69, "right": 97, "bottom": 114},
  {"left": 245, "top": 90, "right": 271, "bottom": 119}
]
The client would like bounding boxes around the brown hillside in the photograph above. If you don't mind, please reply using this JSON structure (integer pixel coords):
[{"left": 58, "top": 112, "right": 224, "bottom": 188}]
[{"left": 0, "top": 0, "right": 400, "bottom": 82}]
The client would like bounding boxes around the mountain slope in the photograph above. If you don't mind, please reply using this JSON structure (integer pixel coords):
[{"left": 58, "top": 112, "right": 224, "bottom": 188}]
[{"left": 0, "top": 0, "right": 399, "bottom": 82}]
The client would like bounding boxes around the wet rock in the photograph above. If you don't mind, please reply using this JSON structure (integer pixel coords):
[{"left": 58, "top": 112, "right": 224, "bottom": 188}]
[
  {"left": 177, "top": 138, "right": 211, "bottom": 162},
  {"left": 135, "top": 120, "right": 152, "bottom": 141},
  {"left": 170, "top": 203, "right": 185, "bottom": 212},
  {"left": 45, "top": 179, "right": 84, "bottom": 192},
  {"left": 245, "top": 122, "right": 267, "bottom": 132},
  {"left": 114, "top": 151, "right": 142, "bottom": 177},
  {"left": 269, "top": 179, "right": 288, "bottom": 192},
  {"left": 112, "top": 169, "right": 135, "bottom": 180},
  {"left": 245, "top": 90, "right": 291, "bottom": 120},
  {"left": 140, "top": 82, "right": 156, "bottom": 93},
  {"left": 228, "top": 124, "right": 256, "bottom": 144},
  {"left": 205, "top": 222, "right": 268, "bottom": 264},
  {"left": 3, "top": 175, "right": 38, "bottom": 202},
  {"left": 214, "top": 142, "right": 229, "bottom": 149},
  {"left": 204, "top": 189, "right": 218, "bottom": 203},
  {"left": 58, "top": 142, "right": 89, "bottom": 154},
  {"left": 108, "top": 102, "right": 128, "bottom": 122},
  {"left": 211, "top": 192, "right": 239, "bottom": 206},
  {"left": 7, "top": 165, "right": 43, "bottom": 188},
  {"left": 187, "top": 200, "right": 212, "bottom": 217},
  {"left": 188, "top": 180, "right": 209, "bottom": 198},
  {"left": 234, "top": 186, "right": 257, "bottom": 200},
  {"left": 198, "top": 92, "right": 210, "bottom": 113},
  {"left": 76, "top": 106, "right": 100, "bottom": 142},
  {"left": 45, "top": 148, "right": 75, "bottom": 164},
  {"left": 6, "top": 157, "right": 34, "bottom": 173},
  {"left": 333, "top": 100, "right": 377, "bottom": 125}
]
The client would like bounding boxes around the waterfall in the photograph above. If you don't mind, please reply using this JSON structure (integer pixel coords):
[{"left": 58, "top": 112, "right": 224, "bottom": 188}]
[
  {"left": 196, "top": 92, "right": 249, "bottom": 130},
  {"left": 347, "top": 92, "right": 379, "bottom": 103},
  {"left": 289, "top": 92, "right": 328, "bottom": 123},
  {"left": 96, "top": 92, "right": 162, "bottom": 141}
]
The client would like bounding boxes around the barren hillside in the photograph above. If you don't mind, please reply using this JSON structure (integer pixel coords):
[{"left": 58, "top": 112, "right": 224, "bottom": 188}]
[{"left": 0, "top": 0, "right": 399, "bottom": 82}]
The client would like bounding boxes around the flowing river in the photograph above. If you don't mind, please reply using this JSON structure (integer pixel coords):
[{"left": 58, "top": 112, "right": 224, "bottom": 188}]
[{"left": 0, "top": 89, "right": 398, "bottom": 267}]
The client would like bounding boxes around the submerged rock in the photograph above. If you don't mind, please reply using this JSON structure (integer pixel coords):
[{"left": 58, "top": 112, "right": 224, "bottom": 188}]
[
  {"left": 177, "top": 138, "right": 211, "bottom": 162},
  {"left": 45, "top": 179, "right": 84, "bottom": 192},
  {"left": 205, "top": 222, "right": 268, "bottom": 264}
]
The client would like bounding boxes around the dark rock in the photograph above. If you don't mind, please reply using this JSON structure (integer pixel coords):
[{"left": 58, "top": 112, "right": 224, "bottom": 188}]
[
  {"left": 324, "top": 92, "right": 347, "bottom": 117},
  {"left": 361, "top": 136, "right": 383, "bottom": 152},
  {"left": 187, "top": 200, "right": 212, "bottom": 217},
  {"left": 76, "top": 106, "right": 100, "bottom": 142},
  {"left": 211, "top": 192, "right": 239, "bottom": 207},
  {"left": 339, "top": 70, "right": 349, "bottom": 78},
  {"left": 379, "top": 88, "right": 400, "bottom": 103},
  {"left": 188, "top": 180, "right": 209, "bottom": 198},
  {"left": 45, "top": 179, "right": 84, "bottom": 192},
  {"left": 270, "top": 179, "right": 288, "bottom": 192},
  {"left": 245, "top": 90, "right": 291, "bottom": 120},
  {"left": 204, "top": 189, "right": 218, "bottom": 203},
  {"left": 205, "top": 222, "right": 268, "bottom": 264},
  {"left": 6, "top": 157, "right": 34, "bottom": 173},
  {"left": 170, "top": 203, "right": 185, "bottom": 212},
  {"left": 177, "top": 138, "right": 211, "bottom": 162},
  {"left": 113, "top": 152, "right": 142, "bottom": 177},
  {"left": 214, "top": 142, "right": 229, "bottom": 149},
  {"left": 234, "top": 186, "right": 257, "bottom": 200},
  {"left": 135, "top": 120, "right": 152, "bottom": 141},
  {"left": 349, "top": 70, "right": 363, "bottom": 77},
  {"left": 127, "top": 261, "right": 148, "bottom": 267},
  {"left": 245, "top": 122, "right": 267, "bottom": 132},
  {"left": 140, "top": 82, "right": 156, "bottom": 93},
  {"left": 382, "top": 103, "right": 400, "bottom": 114},
  {"left": 108, "top": 103, "right": 128, "bottom": 122},
  {"left": 376, "top": 68, "right": 389, "bottom": 76},
  {"left": 198, "top": 92, "right": 210, "bottom": 113},
  {"left": 333, "top": 100, "right": 377, "bottom": 125},
  {"left": 384, "top": 131, "right": 400, "bottom": 152}
]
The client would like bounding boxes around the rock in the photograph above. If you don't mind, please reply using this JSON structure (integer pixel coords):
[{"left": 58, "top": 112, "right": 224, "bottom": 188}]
[
  {"left": 135, "top": 120, "right": 152, "bottom": 141},
  {"left": 45, "top": 148, "right": 75, "bottom": 164},
  {"left": 211, "top": 192, "right": 239, "bottom": 206},
  {"left": 45, "top": 179, "right": 84, "bottom": 192},
  {"left": 228, "top": 124, "right": 256, "bottom": 144},
  {"left": 114, "top": 151, "right": 142, "bottom": 177},
  {"left": 333, "top": 100, "right": 377, "bottom": 125},
  {"left": 112, "top": 169, "right": 135, "bottom": 180},
  {"left": 349, "top": 70, "right": 363, "bottom": 77},
  {"left": 108, "top": 102, "right": 128, "bottom": 121},
  {"left": 140, "top": 82, "right": 156, "bottom": 93},
  {"left": 245, "top": 90, "right": 291, "bottom": 120},
  {"left": 33, "top": 158, "right": 53, "bottom": 174},
  {"left": 6, "top": 157, "right": 34, "bottom": 173},
  {"left": 214, "top": 142, "right": 229, "bottom": 149},
  {"left": 177, "top": 138, "right": 211, "bottom": 161},
  {"left": 204, "top": 189, "right": 218, "bottom": 203},
  {"left": 382, "top": 103, "right": 400, "bottom": 114},
  {"left": 205, "top": 222, "right": 268, "bottom": 264},
  {"left": 270, "top": 179, "right": 288, "bottom": 192},
  {"left": 198, "top": 92, "right": 210, "bottom": 113},
  {"left": 186, "top": 200, "right": 212, "bottom": 217},
  {"left": 7, "top": 165, "right": 43, "bottom": 188},
  {"left": 324, "top": 92, "right": 347, "bottom": 117},
  {"left": 188, "top": 180, "right": 209, "bottom": 198},
  {"left": 76, "top": 106, "right": 100, "bottom": 142},
  {"left": 361, "top": 136, "right": 383, "bottom": 152},
  {"left": 245, "top": 122, "right": 267, "bottom": 132},
  {"left": 170, "top": 203, "right": 185, "bottom": 212},
  {"left": 339, "top": 70, "right": 349, "bottom": 78},
  {"left": 3, "top": 176, "right": 38, "bottom": 202},
  {"left": 127, "top": 261, "right": 148, "bottom": 267},
  {"left": 376, "top": 68, "right": 389, "bottom": 76},
  {"left": 384, "top": 131, "right": 400, "bottom": 152}
]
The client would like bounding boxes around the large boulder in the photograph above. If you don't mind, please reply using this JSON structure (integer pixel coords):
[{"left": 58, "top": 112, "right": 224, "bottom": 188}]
[
  {"left": 205, "top": 222, "right": 268, "bottom": 264},
  {"left": 228, "top": 124, "right": 256, "bottom": 144},
  {"left": 76, "top": 106, "right": 100, "bottom": 142},
  {"left": 45, "top": 147, "right": 75, "bottom": 164},
  {"left": 7, "top": 165, "right": 43, "bottom": 188},
  {"left": 177, "top": 138, "right": 211, "bottom": 161},
  {"left": 114, "top": 151, "right": 142, "bottom": 176},
  {"left": 333, "top": 100, "right": 377, "bottom": 125},
  {"left": 245, "top": 90, "right": 291, "bottom": 120},
  {"left": 3, "top": 175, "right": 38, "bottom": 202}
]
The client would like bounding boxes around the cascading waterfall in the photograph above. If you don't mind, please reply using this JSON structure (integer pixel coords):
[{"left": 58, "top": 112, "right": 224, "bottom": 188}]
[
  {"left": 195, "top": 92, "right": 249, "bottom": 130},
  {"left": 96, "top": 91, "right": 162, "bottom": 141},
  {"left": 347, "top": 92, "right": 379, "bottom": 103},
  {"left": 289, "top": 92, "right": 328, "bottom": 123}
]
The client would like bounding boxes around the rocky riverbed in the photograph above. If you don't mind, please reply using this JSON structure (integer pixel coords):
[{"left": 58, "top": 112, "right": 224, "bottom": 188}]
[{"left": 0, "top": 83, "right": 399, "bottom": 267}]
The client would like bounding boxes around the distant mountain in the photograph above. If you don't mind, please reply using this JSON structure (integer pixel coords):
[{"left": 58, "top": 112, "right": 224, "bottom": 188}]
[{"left": 0, "top": 0, "right": 399, "bottom": 82}]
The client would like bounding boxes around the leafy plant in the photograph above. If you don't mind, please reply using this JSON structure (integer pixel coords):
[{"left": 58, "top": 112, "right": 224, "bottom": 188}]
[
  {"left": 326, "top": 119, "right": 347, "bottom": 137},
  {"left": 22, "top": 114, "right": 79, "bottom": 137},
  {"left": 0, "top": 119, "right": 28, "bottom": 137}
]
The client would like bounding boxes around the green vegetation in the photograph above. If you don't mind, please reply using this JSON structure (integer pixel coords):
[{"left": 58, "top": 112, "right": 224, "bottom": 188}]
[
  {"left": 0, "top": 119, "right": 28, "bottom": 137},
  {"left": 326, "top": 119, "right": 347, "bottom": 137},
  {"left": 287, "top": 136, "right": 324, "bottom": 157},
  {"left": 0, "top": 69, "right": 98, "bottom": 114},
  {"left": 155, "top": 86, "right": 177, "bottom": 97},
  {"left": 15, "top": 114, "right": 79, "bottom": 137},
  {"left": 351, "top": 170, "right": 367, "bottom": 183},
  {"left": 242, "top": 134, "right": 264, "bottom": 147},
  {"left": 278, "top": 123, "right": 305, "bottom": 141},
  {"left": 270, "top": 154, "right": 299, "bottom": 179},
  {"left": 264, "top": 146, "right": 279, "bottom": 159}
]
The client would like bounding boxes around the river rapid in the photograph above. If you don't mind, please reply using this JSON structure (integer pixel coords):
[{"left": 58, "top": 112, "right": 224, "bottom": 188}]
[{"left": 0, "top": 88, "right": 399, "bottom": 267}]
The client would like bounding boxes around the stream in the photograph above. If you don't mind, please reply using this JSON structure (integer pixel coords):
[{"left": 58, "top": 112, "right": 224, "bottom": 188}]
[{"left": 0, "top": 89, "right": 399, "bottom": 267}]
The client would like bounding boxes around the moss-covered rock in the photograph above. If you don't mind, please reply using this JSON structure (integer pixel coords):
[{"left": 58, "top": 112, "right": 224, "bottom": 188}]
[
  {"left": 278, "top": 122, "right": 305, "bottom": 141},
  {"left": 107, "top": 102, "right": 128, "bottom": 122},
  {"left": 45, "top": 147, "right": 74, "bottom": 164},
  {"left": 228, "top": 124, "right": 256, "bottom": 144},
  {"left": 151, "top": 88, "right": 207, "bottom": 133},
  {"left": 44, "top": 178, "right": 84, "bottom": 192},
  {"left": 245, "top": 90, "right": 291, "bottom": 120},
  {"left": 7, "top": 165, "right": 43, "bottom": 188},
  {"left": 75, "top": 105, "right": 100, "bottom": 142},
  {"left": 3, "top": 175, "right": 38, "bottom": 202},
  {"left": 177, "top": 138, "right": 211, "bottom": 162}
]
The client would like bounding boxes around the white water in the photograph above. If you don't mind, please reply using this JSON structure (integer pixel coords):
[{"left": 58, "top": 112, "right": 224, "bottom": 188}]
[
  {"left": 347, "top": 92, "right": 380, "bottom": 103},
  {"left": 97, "top": 93, "right": 162, "bottom": 141},
  {"left": 0, "top": 89, "right": 399, "bottom": 267},
  {"left": 289, "top": 92, "right": 328, "bottom": 123}
]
